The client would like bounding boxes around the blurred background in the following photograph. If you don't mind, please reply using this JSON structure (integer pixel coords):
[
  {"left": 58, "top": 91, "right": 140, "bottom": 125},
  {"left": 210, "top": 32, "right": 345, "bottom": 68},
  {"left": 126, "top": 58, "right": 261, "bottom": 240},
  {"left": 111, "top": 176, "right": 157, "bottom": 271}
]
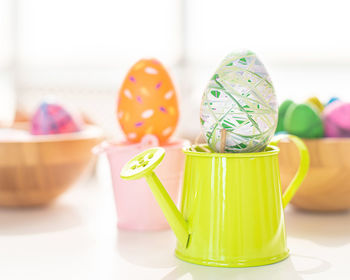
[{"left": 1, "top": 0, "right": 350, "bottom": 139}]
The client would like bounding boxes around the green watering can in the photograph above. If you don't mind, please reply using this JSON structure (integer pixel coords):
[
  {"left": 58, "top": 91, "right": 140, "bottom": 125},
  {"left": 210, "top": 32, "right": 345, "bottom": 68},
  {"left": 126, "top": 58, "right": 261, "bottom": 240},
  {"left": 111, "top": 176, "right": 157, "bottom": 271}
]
[{"left": 120, "top": 135, "right": 309, "bottom": 267}]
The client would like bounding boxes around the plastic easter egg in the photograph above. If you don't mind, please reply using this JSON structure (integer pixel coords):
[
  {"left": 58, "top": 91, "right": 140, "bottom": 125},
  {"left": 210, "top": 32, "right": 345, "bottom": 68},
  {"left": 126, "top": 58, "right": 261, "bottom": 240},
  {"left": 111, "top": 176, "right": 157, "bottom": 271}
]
[
  {"left": 284, "top": 103, "right": 324, "bottom": 138},
  {"left": 276, "top": 100, "right": 294, "bottom": 133},
  {"left": 326, "top": 97, "right": 339, "bottom": 106},
  {"left": 323, "top": 101, "right": 350, "bottom": 137},
  {"left": 117, "top": 58, "right": 179, "bottom": 144},
  {"left": 200, "top": 50, "right": 278, "bottom": 153},
  {"left": 31, "top": 101, "right": 82, "bottom": 135},
  {"left": 306, "top": 96, "right": 324, "bottom": 112}
]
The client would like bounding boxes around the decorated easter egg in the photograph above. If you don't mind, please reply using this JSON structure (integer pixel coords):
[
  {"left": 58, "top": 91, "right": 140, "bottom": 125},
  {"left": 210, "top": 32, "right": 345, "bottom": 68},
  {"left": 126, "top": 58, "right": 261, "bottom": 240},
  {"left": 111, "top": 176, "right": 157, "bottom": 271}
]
[
  {"left": 323, "top": 101, "right": 350, "bottom": 137},
  {"left": 200, "top": 50, "right": 278, "bottom": 153},
  {"left": 284, "top": 103, "right": 324, "bottom": 138},
  {"left": 31, "top": 101, "right": 82, "bottom": 135},
  {"left": 117, "top": 59, "right": 179, "bottom": 144}
]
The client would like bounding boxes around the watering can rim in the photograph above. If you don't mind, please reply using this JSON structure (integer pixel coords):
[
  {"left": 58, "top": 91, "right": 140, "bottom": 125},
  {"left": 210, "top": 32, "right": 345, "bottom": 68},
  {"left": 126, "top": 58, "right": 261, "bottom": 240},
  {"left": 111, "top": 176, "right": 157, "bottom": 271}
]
[{"left": 183, "top": 144, "right": 280, "bottom": 158}]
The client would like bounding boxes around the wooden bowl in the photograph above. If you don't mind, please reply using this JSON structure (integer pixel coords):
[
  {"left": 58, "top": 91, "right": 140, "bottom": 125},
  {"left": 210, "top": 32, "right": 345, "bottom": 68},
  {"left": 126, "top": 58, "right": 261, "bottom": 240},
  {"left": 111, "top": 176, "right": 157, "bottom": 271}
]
[
  {"left": 278, "top": 138, "right": 350, "bottom": 211},
  {"left": 0, "top": 125, "right": 103, "bottom": 206}
]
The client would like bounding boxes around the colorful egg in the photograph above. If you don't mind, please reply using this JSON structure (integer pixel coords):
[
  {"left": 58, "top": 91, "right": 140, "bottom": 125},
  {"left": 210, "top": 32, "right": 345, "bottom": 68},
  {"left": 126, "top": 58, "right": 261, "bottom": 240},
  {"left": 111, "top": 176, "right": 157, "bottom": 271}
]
[
  {"left": 306, "top": 96, "right": 324, "bottom": 112},
  {"left": 117, "top": 58, "right": 179, "bottom": 144},
  {"left": 276, "top": 100, "right": 294, "bottom": 133},
  {"left": 200, "top": 50, "right": 278, "bottom": 153},
  {"left": 284, "top": 103, "right": 324, "bottom": 138},
  {"left": 323, "top": 101, "right": 350, "bottom": 137},
  {"left": 326, "top": 97, "right": 339, "bottom": 106},
  {"left": 31, "top": 102, "right": 82, "bottom": 135}
]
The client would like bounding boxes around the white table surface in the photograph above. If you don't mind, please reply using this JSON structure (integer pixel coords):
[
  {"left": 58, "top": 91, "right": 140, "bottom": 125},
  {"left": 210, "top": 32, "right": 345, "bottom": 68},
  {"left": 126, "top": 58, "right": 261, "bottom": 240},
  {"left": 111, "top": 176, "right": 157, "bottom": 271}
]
[{"left": 1, "top": 158, "right": 350, "bottom": 280}]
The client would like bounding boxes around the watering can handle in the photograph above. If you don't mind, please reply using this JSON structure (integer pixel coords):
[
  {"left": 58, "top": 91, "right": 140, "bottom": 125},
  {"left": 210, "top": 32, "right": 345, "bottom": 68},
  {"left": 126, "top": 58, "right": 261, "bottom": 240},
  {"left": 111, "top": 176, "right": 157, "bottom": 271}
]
[{"left": 270, "top": 134, "right": 310, "bottom": 209}]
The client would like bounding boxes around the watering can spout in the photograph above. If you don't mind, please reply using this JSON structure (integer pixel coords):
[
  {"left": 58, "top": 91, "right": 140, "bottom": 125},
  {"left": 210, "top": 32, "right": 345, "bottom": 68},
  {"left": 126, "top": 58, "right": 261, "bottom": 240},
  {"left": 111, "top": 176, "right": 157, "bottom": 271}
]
[
  {"left": 145, "top": 172, "right": 190, "bottom": 247},
  {"left": 120, "top": 148, "right": 190, "bottom": 248}
]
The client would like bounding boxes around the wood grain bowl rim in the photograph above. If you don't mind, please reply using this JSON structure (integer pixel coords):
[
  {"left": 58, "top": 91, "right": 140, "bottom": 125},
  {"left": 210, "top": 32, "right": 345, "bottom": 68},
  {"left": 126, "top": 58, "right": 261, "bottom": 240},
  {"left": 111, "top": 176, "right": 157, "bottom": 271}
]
[
  {"left": 0, "top": 125, "right": 104, "bottom": 144},
  {"left": 281, "top": 137, "right": 350, "bottom": 144}
]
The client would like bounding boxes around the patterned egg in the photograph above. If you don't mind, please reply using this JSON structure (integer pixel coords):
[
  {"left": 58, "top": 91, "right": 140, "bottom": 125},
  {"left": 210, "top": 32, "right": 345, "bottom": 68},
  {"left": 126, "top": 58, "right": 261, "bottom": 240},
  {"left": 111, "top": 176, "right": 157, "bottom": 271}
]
[
  {"left": 31, "top": 101, "right": 82, "bottom": 135},
  {"left": 200, "top": 50, "right": 278, "bottom": 153},
  {"left": 117, "top": 58, "right": 179, "bottom": 144}
]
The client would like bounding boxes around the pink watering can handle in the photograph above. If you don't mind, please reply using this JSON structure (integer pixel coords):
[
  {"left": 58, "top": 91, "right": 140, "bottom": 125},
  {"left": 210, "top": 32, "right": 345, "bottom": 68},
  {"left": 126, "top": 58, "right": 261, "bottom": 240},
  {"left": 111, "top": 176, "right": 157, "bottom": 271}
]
[
  {"left": 92, "top": 140, "right": 110, "bottom": 155},
  {"left": 270, "top": 134, "right": 310, "bottom": 208}
]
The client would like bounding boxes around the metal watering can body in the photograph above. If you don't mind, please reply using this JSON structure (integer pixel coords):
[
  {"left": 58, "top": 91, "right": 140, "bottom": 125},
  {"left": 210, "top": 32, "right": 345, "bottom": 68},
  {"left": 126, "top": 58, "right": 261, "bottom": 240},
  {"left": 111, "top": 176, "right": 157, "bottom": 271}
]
[{"left": 120, "top": 135, "right": 309, "bottom": 267}]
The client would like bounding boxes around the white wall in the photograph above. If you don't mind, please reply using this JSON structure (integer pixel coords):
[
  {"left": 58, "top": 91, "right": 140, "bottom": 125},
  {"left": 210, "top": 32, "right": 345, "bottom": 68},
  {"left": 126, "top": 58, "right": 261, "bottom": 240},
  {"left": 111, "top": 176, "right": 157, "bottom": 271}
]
[{"left": 1, "top": 0, "right": 350, "bottom": 138}]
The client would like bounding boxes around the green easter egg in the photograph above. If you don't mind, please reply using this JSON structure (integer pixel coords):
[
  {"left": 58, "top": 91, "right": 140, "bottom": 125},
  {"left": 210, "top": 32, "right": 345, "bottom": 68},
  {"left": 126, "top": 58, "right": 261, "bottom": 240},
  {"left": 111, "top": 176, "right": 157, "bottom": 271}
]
[
  {"left": 284, "top": 103, "right": 324, "bottom": 138},
  {"left": 276, "top": 100, "right": 294, "bottom": 132}
]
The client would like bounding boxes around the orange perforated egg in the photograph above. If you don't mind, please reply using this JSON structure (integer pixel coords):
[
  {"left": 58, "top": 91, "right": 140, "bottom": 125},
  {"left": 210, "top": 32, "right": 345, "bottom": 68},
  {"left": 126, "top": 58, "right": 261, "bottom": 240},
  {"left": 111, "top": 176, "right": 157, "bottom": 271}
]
[{"left": 117, "top": 58, "right": 179, "bottom": 144}]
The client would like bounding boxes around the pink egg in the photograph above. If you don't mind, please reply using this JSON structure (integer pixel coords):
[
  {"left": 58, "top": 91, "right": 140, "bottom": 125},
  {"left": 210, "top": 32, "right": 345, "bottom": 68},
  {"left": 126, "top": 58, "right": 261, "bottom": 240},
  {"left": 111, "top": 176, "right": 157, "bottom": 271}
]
[
  {"left": 323, "top": 101, "right": 350, "bottom": 137},
  {"left": 31, "top": 102, "right": 82, "bottom": 135}
]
